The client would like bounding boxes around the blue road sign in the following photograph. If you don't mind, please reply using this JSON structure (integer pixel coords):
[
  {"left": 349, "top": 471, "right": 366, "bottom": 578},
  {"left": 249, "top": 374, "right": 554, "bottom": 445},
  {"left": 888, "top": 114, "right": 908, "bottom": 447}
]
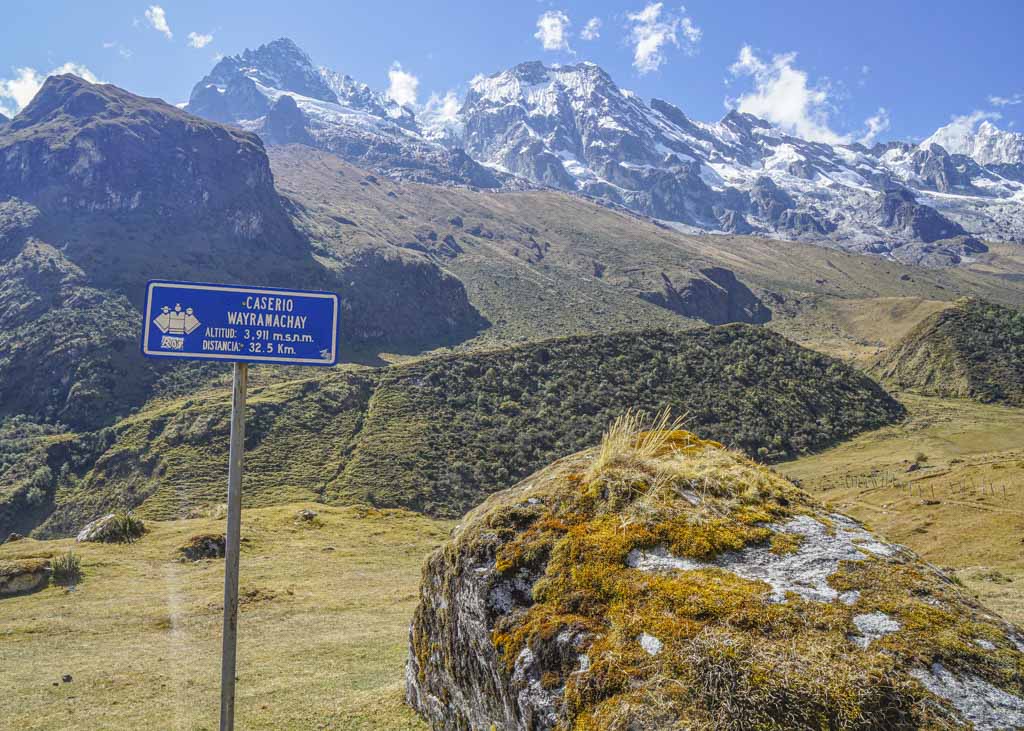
[{"left": 141, "top": 280, "right": 340, "bottom": 366}]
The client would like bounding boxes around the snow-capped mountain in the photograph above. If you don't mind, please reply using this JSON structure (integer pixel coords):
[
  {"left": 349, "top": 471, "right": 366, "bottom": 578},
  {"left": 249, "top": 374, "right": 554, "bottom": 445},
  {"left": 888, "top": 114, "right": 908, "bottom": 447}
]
[
  {"left": 186, "top": 39, "right": 499, "bottom": 187},
  {"left": 455, "top": 61, "right": 1024, "bottom": 263},
  {"left": 922, "top": 119, "right": 1024, "bottom": 166},
  {"left": 185, "top": 42, "right": 1024, "bottom": 265}
]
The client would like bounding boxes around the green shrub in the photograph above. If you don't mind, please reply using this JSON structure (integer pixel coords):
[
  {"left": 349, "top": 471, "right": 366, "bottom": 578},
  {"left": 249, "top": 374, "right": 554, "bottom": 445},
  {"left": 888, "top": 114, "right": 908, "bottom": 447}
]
[{"left": 51, "top": 551, "right": 82, "bottom": 585}]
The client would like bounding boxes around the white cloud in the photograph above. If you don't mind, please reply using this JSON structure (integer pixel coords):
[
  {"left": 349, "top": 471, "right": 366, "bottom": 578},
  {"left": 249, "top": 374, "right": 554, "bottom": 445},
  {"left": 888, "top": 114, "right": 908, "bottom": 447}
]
[
  {"left": 728, "top": 45, "right": 847, "bottom": 144},
  {"left": 187, "top": 32, "right": 213, "bottom": 49},
  {"left": 581, "top": 17, "right": 602, "bottom": 41},
  {"left": 939, "top": 110, "right": 1002, "bottom": 139},
  {"left": 0, "top": 63, "right": 101, "bottom": 117},
  {"left": 989, "top": 92, "right": 1023, "bottom": 107},
  {"left": 534, "top": 10, "right": 572, "bottom": 52},
  {"left": 626, "top": 3, "right": 701, "bottom": 75},
  {"left": 103, "top": 41, "right": 133, "bottom": 59},
  {"left": 144, "top": 5, "right": 172, "bottom": 39},
  {"left": 728, "top": 46, "right": 896, "bottom": 145},
  {"left": 422, "top": 90, "right": 461, "bottom": 124},
  {"left": 387, "top": 62, "right": 419, "bottom": 107},
  {"left": 859, "top": 107, "right": 890, "bottom": 145}
]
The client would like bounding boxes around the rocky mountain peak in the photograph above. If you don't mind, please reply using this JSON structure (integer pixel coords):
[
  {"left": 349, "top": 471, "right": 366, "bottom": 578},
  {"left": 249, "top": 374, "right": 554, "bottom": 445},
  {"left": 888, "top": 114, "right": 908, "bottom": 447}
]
[
  {"left": 318, "top": 66, "right": 416, "bottom": 130},
  {"left": 191, "top": 36, "right": 337, "bottom": 109},
  {"left": 922, "top": 116, "right": 1024, "bottom": 166},
  {"left": 186, "top": 38, "right": 499, "bottom": 187},
  {"left": 2, "top": 74, "right": 281, "bottom": 221}
]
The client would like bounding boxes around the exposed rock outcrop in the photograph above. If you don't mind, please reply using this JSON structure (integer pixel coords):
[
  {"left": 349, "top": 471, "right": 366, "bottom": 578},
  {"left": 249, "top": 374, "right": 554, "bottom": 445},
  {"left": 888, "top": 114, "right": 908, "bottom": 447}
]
[
  {"left": 640, "top": 267, "right": 771, "bottom": 325},
  {"left": 877, "top": 188, "right": 966, "bottom": 243},
  {"left": 0, "top": 558, "right": 49, "bottom": 597},
  {"left": 408, "top": 428, "right": 1024, "bottom": 730},
  {"left": 76, "top": 511, "right": 144, "bottom": 543},
  {"left": 179, "top": 534, "right": 226, "bottom": 561},
  {"left": 264, "top": 94, "right": 314, "bottom": 146}
]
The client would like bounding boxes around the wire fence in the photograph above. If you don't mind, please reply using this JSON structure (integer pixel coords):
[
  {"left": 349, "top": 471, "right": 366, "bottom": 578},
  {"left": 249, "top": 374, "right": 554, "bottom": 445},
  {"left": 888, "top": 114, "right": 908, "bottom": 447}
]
[{"left": 834, "top": 470, "right": 1014, "bottom": 502}]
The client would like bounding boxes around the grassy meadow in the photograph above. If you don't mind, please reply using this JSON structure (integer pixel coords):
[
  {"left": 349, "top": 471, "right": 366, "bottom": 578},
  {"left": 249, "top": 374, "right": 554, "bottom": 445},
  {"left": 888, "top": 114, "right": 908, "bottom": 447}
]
[{"left": 0, "top": 504, "right": 449, "bottom": 730}]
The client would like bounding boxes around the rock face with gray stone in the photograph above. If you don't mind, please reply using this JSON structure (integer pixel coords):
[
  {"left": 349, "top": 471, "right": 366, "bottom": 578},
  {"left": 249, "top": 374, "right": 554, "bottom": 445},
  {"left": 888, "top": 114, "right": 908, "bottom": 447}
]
[{"left": 407, "top": 432, "right": 1024, "bottom": 730}]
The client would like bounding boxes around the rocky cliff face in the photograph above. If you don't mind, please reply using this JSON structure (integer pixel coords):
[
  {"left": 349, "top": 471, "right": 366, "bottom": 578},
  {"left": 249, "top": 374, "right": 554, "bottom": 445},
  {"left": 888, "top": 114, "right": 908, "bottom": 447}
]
[
  {"left": 639, "top": 267, "right": 771, "bottom": 325},
  {"left": 877, "top": 187, "right": 967, "bottom": 243},
  {"left": 408, "top": 428, "right": 1024, "bottom": 730}
]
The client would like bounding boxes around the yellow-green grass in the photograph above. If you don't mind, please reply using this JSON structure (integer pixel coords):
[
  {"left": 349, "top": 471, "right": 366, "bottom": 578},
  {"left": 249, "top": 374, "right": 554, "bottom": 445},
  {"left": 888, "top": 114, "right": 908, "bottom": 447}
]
[
  {"left": 781, "top": 393, "right": 1024, "bottom": 623},
  {"left": 0, "top": 503, "right": 452, "bottom": 730},
  {"left": 769, "top": 296, "right": 952, "bottom": 365}
]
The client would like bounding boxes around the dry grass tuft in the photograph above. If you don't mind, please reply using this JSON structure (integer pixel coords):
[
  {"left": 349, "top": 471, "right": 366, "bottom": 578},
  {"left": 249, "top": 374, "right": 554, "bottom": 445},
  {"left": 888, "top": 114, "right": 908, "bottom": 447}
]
[{"left": 586, "top": 409, "right": 690, "bottom": 482}]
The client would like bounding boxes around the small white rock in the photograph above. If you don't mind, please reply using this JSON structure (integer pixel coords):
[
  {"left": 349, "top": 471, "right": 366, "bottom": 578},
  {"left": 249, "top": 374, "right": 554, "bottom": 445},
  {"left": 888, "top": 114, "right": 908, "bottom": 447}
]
[
  {"left": 638, "top": 632, "right": 663, "bottom": 656},
  {"left": 839, "top": 590, "right": 860, "bottom": 606},
  {"left": 851, "top": 612, "right": 901, "bottom": 648}
]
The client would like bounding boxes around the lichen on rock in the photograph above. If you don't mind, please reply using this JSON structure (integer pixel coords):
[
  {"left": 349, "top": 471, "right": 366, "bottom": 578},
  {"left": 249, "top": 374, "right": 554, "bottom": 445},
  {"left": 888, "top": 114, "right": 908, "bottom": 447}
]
[{"left": 406, "top": 421, "right": 1024, "bottom": 730}]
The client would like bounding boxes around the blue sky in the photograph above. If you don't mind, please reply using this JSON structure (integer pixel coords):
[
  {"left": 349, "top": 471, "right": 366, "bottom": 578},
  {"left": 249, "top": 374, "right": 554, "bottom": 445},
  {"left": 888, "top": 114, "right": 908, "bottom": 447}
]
[{"left": 2, "top": 1, "right": 1023, "bottom": 143}]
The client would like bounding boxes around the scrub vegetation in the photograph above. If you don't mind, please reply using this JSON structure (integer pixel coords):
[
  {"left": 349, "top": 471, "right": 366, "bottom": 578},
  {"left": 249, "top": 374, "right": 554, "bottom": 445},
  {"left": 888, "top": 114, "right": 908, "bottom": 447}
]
[
  {"left": 0, "top": 325, "right": 903, "bottom": 540},
  {"left": 872, "top": 298, "right": 1024, "bottom": 405}
]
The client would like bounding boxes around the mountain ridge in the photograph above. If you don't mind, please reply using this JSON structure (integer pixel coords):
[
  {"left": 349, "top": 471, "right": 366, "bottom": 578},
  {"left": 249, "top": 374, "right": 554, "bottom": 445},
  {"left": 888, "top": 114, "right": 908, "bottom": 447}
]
[{"left": 181, "top": 40, "right": 1024, "bottom": 264}]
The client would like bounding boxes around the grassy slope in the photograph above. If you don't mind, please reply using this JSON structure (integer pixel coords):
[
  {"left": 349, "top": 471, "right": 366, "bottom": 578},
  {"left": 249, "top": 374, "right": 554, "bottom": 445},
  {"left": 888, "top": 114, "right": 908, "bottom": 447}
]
[
  {"left": 769, "top": 296, "right": 954, "bottom": 366},
  {"left": 4, "top": 325, "right": 905, "bottom": 538},
  {"left": 0, "top": 504, "right": 447, "bottom": 731},
  {"left": 271, "top": 146, "right": 1024, "bottom": 348},
  {"left": 871, "top": 298, "right": 1024, "bottom": 405},
  {"left": 782, "top": 393, "right": 1024, "bottom": 624}
]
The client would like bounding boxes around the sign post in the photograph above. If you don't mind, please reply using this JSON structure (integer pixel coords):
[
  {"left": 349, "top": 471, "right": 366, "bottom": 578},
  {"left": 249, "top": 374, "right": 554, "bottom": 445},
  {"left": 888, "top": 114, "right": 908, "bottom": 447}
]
[
  {"left": 220, "top": 361, "right": 247, "bottom": 731},
  {"left": 141, "top": 280, "right": 340, "bottom": 731}
]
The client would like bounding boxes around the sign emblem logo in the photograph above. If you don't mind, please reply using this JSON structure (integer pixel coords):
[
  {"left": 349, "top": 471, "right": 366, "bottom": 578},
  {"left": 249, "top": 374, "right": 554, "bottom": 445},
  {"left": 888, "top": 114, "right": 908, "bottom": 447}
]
[{"left": 153, "top": 303, "right": 201, "bottom": 336}]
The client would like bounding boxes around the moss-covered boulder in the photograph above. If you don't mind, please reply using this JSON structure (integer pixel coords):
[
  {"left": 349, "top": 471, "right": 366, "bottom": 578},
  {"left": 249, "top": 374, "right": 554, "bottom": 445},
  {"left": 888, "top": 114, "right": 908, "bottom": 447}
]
[
  {"left": 179, "top": 534, "right": 226, "bottom": 561},
  {"left": 406, "top": 423, "right": 1024, "bottom": 730},
  {"left": 0, "top": 558, "right": 49, "bottom": 597}
]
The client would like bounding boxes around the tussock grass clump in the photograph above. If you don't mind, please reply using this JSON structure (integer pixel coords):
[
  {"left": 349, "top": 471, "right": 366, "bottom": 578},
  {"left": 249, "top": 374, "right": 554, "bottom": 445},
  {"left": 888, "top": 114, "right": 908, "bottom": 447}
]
[
  {"left": 109, "top": 510, "right": 145, "bottom": 543},
  {"left": 50, "top": 551, "right": 81, "bottom": 586}
]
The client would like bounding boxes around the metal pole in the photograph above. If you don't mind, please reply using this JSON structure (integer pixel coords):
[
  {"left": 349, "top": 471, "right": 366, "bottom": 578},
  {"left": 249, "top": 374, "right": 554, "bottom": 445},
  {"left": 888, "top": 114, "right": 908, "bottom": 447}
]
[{"left": 220, "top": 362, "right": 248, "bottom": 731}]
